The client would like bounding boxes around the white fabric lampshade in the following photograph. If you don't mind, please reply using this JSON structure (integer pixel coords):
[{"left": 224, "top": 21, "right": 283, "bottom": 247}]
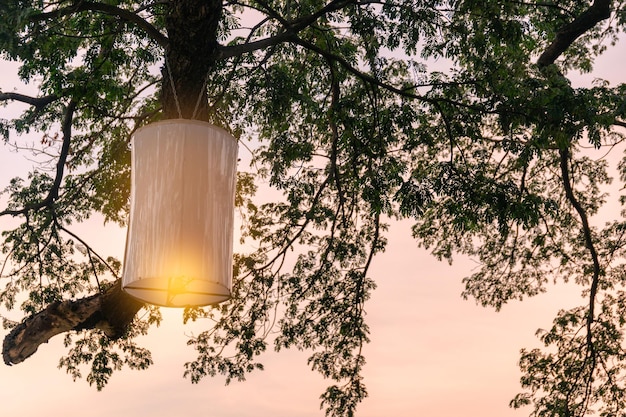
[{"left": 122, "top": 119, "right": 238, "bottom": 307}]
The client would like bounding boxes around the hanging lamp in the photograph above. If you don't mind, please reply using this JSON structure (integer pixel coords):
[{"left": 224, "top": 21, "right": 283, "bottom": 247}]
[{"left": 122, "top": 119, "right": 238, "bottom": 307}]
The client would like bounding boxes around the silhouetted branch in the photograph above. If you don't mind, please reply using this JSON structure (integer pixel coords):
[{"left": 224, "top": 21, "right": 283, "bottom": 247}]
[
  {"left": 29, "top": 1, "right": 168, "bottom": 48},
  {"left": 0, "top": 100, "right": 76, "bottom": 217},
  {"left": 537, "top": 0, "right": 611, "bottom": 67},
  {"left": 0, "top": 92, "right": 58, "bottom": 109},
  {"left": 559, "top": 148, "right": 601, "bottom": 348}
]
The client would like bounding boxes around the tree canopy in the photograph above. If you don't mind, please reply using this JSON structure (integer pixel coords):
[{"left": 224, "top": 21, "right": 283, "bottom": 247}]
[{"left": 1, "top": 0, "right": 626, "bottom": 416}]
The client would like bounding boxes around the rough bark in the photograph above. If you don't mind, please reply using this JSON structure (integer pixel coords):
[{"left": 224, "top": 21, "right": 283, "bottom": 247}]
[
  {"left": 3, "top": 280, "right": 142, "bottom": 365},
  {"left": 161, "top": 0, "right": 222, "bottom": 120}
]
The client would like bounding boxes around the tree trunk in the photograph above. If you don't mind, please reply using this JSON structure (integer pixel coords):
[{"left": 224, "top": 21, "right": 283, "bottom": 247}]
[{"left": 161, "top": 0, "right": 222, "bottom": 120}]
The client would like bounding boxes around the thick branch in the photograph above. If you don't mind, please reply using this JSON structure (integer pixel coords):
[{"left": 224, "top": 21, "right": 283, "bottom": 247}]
[
  {"left": 0, "top": 92, "right": 58, "bottom": 109},
  {"left": 29, "top": 1, "right": 168, "bottom": 48},
  {"left": 218, "top": 0, "right": 354, "bottom": 60},
  {"left": 537, "top": 0, "right": 611, "bottom": 67},
  {"left": 559, "top": 148, "right": 601, "bottom": 346},
  {"left": 3, "top": 280, "right": 143, "bottom": 365},
  {"left": 219, "top": 31, "right": 296, "bottom": 60},
  {"left": 52, "top": 100, "right": 76, "bottom": 199}
]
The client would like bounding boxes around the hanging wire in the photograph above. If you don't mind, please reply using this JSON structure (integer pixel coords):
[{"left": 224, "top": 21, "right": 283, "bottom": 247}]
[
  {"left": 165, "top": 56, "right": 183, "bottom": 119},
  {"left": 191, "top": 73, "right": 209, "bottom": 120},
  {"left": 165, "top": 55, "right": 209, "bottom": 120}
]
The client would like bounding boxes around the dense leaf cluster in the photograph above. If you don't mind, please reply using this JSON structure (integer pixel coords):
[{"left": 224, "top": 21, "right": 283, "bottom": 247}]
[{"left": 2, "top": 1, "right": 626, "bottom": 416}]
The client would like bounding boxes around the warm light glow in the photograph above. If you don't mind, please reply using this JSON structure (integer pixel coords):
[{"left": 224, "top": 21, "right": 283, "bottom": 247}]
[{"left": 122, "top": 119, "right": 238, "bottom": 307}]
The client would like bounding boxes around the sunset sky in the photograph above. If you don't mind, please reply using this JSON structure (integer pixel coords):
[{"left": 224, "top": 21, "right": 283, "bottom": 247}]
[{"left": 1, "top": 27, "right": 625, "bottom": 417}]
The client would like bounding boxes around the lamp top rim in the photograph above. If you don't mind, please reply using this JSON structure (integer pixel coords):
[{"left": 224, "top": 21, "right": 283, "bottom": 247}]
[{"left": 134, "top": 118, "right": 236, "bottom": 141}]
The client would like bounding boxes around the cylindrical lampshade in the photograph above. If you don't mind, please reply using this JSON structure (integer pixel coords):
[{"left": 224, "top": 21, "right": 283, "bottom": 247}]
[{"left": 122, "top": 119, "right": 238, "bottom": 307}]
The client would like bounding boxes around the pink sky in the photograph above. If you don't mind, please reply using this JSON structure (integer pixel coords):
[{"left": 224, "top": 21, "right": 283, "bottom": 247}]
[{"left": 1, "top": 32, "right": 625, "bottom": 417}]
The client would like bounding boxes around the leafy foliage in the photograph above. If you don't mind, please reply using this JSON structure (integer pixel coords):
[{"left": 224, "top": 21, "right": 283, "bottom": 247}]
[
  {"left": 1, "top": 1, "right": 626, "bottom": 416},
  {"left": 58, "top": 303, "right": 161, "bottom": 390}
]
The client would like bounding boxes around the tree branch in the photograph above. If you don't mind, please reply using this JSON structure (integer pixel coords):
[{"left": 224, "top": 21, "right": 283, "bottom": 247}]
[
  {"left": 537, "top": 0, "right": 611, "bottom": 68},
  {"left": 2, "top": 280, "right": 143, "bottom": 365},
  {"left": 218, "top": 0, "right": 354, "bottom": 59},
  {"left": 279, "top": 0, "right": 355, "bottom": 30},
  {"left": 0, "top": 92, "right": 58, "bottom": 109},
  {"left": 219, "top": 31, "right": 296, "bottom": 59},
  {"left": 0, "top": 100, "right": 76, "bottom": 217},
  {"left": 29, "top": 1, "right": 168, "bottom": 48},
  {"left": 52, "top": 99, "right": 76, "bottom": 199},
  {"left": 559, "top": 148, "right": 601, "bottom": 347},
  {"left": 539, "top": 0, "right": 610, "bottom": 350}
]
